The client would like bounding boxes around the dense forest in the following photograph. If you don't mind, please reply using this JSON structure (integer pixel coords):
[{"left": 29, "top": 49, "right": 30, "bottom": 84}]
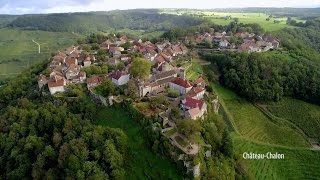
[
  {"left": 0, "top": 63, "right": 128, "bottom": 179},
  {"left": 283, "top": 19, "right": 320, "bottom": 53},
  {"left": 204, "top": 52, "right": 320, "bottom": 104},
  {"left": 7, "top": 10, "right": 204, "bottom": 34}
]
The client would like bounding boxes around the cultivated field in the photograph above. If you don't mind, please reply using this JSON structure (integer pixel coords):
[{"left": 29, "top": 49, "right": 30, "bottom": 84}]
[
  {"left": 96, "top": 107, "right": 183, "bottom": 179},
  {"left": 0, "top": 28, "right": 79, "bottom": 80},
  {"left": 212, "top": 83, "right": 310, "bottom": 147},
  {"left": 263, "top": 98, "right": 320, "bottom": 140},
  {"left": 234, "top": 136, "right": 320, "bottom": 179},
  {"left": 210, "top": 82, "right": 320, "bottom": 179},
  {"left": 162, "top": 10, "right": 305, "bottom": 31}
]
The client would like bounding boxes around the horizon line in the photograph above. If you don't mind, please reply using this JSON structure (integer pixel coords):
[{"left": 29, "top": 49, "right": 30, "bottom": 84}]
[{"left": 1, "top": 6, "right": 319, "bottom": 16}]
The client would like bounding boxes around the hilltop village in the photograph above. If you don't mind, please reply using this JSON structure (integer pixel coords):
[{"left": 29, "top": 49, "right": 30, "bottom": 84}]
[
  {"left": 184, "top": 30, "right": 280, "bottom": 53},
  {"left": 37, "top": 30, "right": 278, "bottom": 177}
]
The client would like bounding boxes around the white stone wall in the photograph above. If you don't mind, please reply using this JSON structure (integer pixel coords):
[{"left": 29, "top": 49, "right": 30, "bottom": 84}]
[
  {"left": 112, "top": 75, "right": 130, "bottom": 86},
  {"left": 49, "top": 86, "right": 65, "bottom": 94},
  {"left": 169, "top": 83, "right": 192, "bottom": 95}
]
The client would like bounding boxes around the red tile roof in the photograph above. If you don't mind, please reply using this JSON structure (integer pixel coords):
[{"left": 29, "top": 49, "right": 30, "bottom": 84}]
[
  {"left": 65, "top": 57, "right": 77, "bottom": 66},
  {"left": 48, "top": 79, "right": 65, "bottom": 88},
  {"left": 187, "top": 87, "right": 205, "bottom": 98},
  {"left": 195, "top": 76, "right": 205, "bottom": 85},
  {"left": 171, "top": 77, "right": 192, "bottom": 88},
  {"left": 182, "top": 97, "right": 205, "bottom": 109},
  {"left": 87, "top": 76, "right": 104, "bottom": 85}
]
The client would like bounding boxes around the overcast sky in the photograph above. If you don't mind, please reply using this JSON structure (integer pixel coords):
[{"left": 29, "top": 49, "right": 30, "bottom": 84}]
[{"left": 0, "top": 0, "right": 320, "bottom": 14}]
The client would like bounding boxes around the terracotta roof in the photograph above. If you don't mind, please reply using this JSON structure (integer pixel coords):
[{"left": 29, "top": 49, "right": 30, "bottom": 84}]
[
  {"left": 87, "top": 76, "right": 104, "bottom": 85},
  {"left": 101, "top": 40, "right": 113, "bottom": 47},
  {"left": 239, "top": 41, "right": 259, "bottom": 51},
  {"left": 195, "top": 76, "right": 205, "bottom": 85},
  {"left": 66, "top": 64, "right": 80, "bottom": 73},
  {"left": 53, "top": 55, "right": 65, "bottom": 62},
  {"left": 187, "top": 87, "right": 205, "bottom": 98},
  {"left": 50, "top": 70, "right": 64, "bottom": 79},
  {"left": 182, "top": 97, "right": 205, "bottom": 109},
  {"left": 171, "top": 77, "right": 192, "bottom": 88},
  {"left": 56, "top": 52, "right": 67, "bottom": 58},
  {"left": 154, "top": 54, "right": 166, "bottom": 63},
  {"left": 172, "top": 44, "right": 183, "bottom": 53},
  {"left": 48, "top": 79, "right": 65, "bottom": 88},
  {"left": 70, "top": 51, "right": 80, "bottom": 58},
  {"left": 65, "top": 57, "right": 77, "bottom": 66}
]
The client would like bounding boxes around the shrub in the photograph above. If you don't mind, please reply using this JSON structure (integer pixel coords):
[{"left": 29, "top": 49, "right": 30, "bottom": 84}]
[{"left": 168, "top": 89, "right": 180, "bottom": 98}]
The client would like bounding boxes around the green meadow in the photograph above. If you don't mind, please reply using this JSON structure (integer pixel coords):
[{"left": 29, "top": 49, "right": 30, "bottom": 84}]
[
  {"left": 0, "top": 28, "right": 79, "bottom": 80},
  {"left": 96, "top": 106, "right": 183, "bottom": 180},
  {"left": 162, "top": 10, "right": 301, "bottom": 31}
]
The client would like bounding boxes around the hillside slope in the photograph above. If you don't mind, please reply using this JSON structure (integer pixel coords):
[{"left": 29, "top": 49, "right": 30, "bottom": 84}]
[{"left": 7, "top": 10, "right": 205, "bottom": 34}]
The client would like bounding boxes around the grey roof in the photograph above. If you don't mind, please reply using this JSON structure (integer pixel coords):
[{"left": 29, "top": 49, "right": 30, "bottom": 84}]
[
  {"left": 156, "top": 76, "right": 176, "bottom": 86},
  {"left": 154, "top": 70, "right": 177, "bottom": 81}
]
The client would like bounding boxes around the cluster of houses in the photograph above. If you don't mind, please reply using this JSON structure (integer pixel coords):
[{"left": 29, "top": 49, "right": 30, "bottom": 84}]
[
  {"left": 185, "top": 30, "right": 280, "bottom": 53},
  {"left": 38, "top": 34, "right": 209, "bottom": 120},
  {"left": 38, "top": 46, "right": 93, "bottom": 94},
  {"left": 36, "top": 34, "right": 217, "bottom": 178}
]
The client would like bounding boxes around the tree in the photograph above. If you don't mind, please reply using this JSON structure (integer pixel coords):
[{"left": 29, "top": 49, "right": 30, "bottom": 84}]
[
  {"left": 125, "top": 80, "right": 138, "bottom": 99},
  {"left": 176, "top": 119, "right": 202, "bottom": 140},
  {"left": 168, "top": 89, "right": 180, "bottom": 98},
  {"left": 233, "top": 18, "right": 239, "bottom": 24},
  {"left": 95, "top": 79, "right": 115, "bottom": 96},
  {"left": 204, "top": 40, "right": 213, "bottom": 49},
  {"left": 170, "top": 107, "right": 181, "bottom": 120},
  {"left": 82, "top": 45, "right": 91, "bottom": 52},
  {"left": 129, "top": 58, "right": 151, "bottom": 80},
  {"left": 120, "top": 42, "right": 131, "bottom": 50},
  {"left": 117, "top": 62, "right": 125, "bottom": 71},
  {"left": 101, "top": 65, "right": 108, "bottom": 74},
  {"left": 91, "top": 43, "right": 100, "bottom": 50}
]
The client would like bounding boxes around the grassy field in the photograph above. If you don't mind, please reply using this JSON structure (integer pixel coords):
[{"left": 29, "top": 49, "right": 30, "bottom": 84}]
[
  {"left": 212, "top": 83, "right": 309, "bottom": 148},
  {"left": 96, "top": 106, "right": 183, "bottom": 180},
  {"left": 0, "top": 28, "right": 79, "bottom": 80},
  {"left": 263, "top": 98, "right": 320, "bottom": 140},
  {"left": 234, "top": 136, "right": 320, "bottom": 179},
  {"left": 162, "top": 10, "right": 298, "bottom": 31},
  {"left": 201, "top": 59, "right": 320, "bottom": 179},
  {"left": 186, "top": 58, "right": 203, "bottom": 81}
]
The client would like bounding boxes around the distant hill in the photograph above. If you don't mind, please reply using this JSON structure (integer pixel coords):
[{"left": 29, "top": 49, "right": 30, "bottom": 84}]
[
  {"left": 6, "top": 9, "right": 205, "bottom": 34},
  {"left": 0, "top": 15, "right": 17, "bottom": 28}
]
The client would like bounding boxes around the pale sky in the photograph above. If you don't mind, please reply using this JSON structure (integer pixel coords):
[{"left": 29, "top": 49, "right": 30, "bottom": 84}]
[{"left": 0, "top": 0, "right": 319, "bottom": 14}]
